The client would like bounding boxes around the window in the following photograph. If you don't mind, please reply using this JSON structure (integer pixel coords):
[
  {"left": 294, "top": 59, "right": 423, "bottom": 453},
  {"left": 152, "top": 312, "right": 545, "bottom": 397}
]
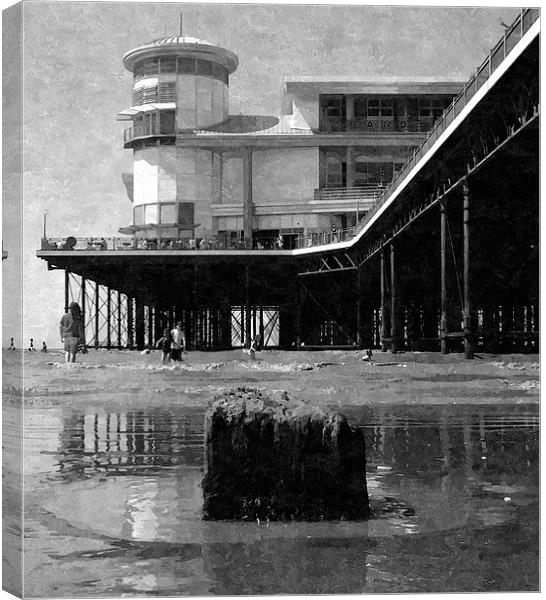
[
  {"left": 160, "top": 111, "right": 175, "bottom": 134},
  {"left": 158, "top": 82, "right": 176, "bottom": 102},
  {"left": 354, "top": 97, "right": 367, "bottom": 118},
  {"left": 132, "top": 88, "right": 144, "bottom": 106},
  {"left": 145, "top": 204, "right": 158, "bottom": 224},
  {"left": 178, "top": 203, "right": 194, "bottom": 227},
  {"left": 326, "top": 156, "right": 343, "bottom": 187},
  {"left": 134, "top": 205, "right": 145, "bottom": 225},
  {"left": 142, "top": 85, "right": 158, "bottom": 104},
  {"left": 324, "top": 97, "right": 343, "bottom": 118},
  {"left": 178, "top": 57, "right": 195, "bottom": 74},
  {"left": 160, "top": 203, "right": 176, "bottom": 224},
  {"left": 135, "top": 58, "right": 159, "bottom": 77},
  {"left": 212, "top": 63, "right": 228, "bottom": 84},
  {"left": 418, "top": 98, "right": 450, "bottom": 118},
  {"left": 196, "top": 59, "right": 213, "bottom": 76},
  {"left": 160, "top": 56, "right": 177, "bottom": 73},
  {"left": 367, "top": 98, "right": 394, "bottom": 117}
]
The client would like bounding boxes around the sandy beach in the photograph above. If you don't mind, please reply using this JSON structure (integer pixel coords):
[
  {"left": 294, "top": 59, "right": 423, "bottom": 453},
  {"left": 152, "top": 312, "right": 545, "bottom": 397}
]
[{"left": 4, "top": 348, "right": 540, "bottom": 408}]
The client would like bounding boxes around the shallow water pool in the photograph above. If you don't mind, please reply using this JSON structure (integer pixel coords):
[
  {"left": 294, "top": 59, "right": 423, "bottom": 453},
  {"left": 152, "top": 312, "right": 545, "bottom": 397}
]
[{"left": 6, "top": 401, "right": 539, "bottom": 596}]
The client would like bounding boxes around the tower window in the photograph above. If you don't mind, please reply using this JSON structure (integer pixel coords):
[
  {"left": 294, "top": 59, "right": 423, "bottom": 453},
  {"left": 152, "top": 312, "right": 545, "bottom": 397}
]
[
  {"left": 196, "top": 59, "right": 213, "bottom": 76},
  {"left": 178, "top": 57, "right": 195, "bottom": 74},
  {"left": 160, "top": 56, "right": 177, "bottom": 73},
  {"left": 158, "top": 82, "right": 176, "bottom": 102}
]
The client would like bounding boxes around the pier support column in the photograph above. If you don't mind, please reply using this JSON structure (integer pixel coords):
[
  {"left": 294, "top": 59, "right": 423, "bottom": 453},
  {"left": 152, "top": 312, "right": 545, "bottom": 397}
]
[
  {"left": 64, "top": 270, "right": 69, "bottom": 312},
  {"left": 380, "top": 248, "right": 388, "bottom": 351},
  {"left": 127, "top": 297, "right": 134, "bottom": 349},
  {"left": 135, "top": 302, "right": 145, "bottom": 350},
  {"left": 243, "top": 148, "right": 253, "bottom": 249},
  {"left": 295, "top": 280, "right": 303, "bottom": 348},
  {"left": 244, "top": 263, "right": 252, "bottom": 347},
  {"left": 106, "top": 288, "right": 111, "bottom": 349},
  {"left": 390, "top": 243, "right": 399, "bottom": 354},
  {"left": 94, "top": 282, "right": 100, "bottom": 349},
  {"left": 440, "top": 201, "right": 448, "bottom": 354},
  {"left": 355, "top": 264, "right": 364, "bottom": 349},
  {"left": 81, "top": 276, "right": 87, "bottom": 347},
  {"left": 463, "top": 180, "right": 474, "bottom": 359},
  {"left": 117, "top": 291, "right": 122, "bottom": 349}
]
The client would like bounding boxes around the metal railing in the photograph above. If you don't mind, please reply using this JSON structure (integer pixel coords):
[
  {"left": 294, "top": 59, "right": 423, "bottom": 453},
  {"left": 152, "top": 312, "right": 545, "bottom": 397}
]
[
  {"left": 124, "top": 122, "right": 175, "bottom": 144},
  {"left": 41, "top": 235, "right": 301, "bottom": 252},
  {"left": 314, "top": 184, "right": 386, "bottom": 202},
  {"left": 353, "top": 8, "right": 539, "bottom": 237}
]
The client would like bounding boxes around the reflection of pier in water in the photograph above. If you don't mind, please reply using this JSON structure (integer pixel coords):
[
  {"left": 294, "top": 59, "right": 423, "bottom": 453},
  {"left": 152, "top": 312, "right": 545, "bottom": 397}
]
[
  {"left": 58, "top": 408, "right": 205, "bottom": 478},
  {"left": 57, "top": 405, "right": 538, "bottom": 483}
]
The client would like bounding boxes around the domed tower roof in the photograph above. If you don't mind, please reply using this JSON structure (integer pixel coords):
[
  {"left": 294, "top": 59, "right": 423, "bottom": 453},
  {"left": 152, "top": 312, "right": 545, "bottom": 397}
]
[{"left": 123, "top": 35, "right": 239, "bottom": 74}]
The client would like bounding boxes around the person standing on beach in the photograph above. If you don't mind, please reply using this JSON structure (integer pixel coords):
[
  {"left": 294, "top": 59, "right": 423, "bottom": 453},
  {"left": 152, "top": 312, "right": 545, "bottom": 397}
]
[
  {"left": 170, "top": 322, "right": 186, "bottom": 361},
  {"left": 155, "top": 328, "right": 172, "bottom": 364},
  {"left": 9, "top": 338, "right": 15, "bottom": 351},
  {"left": 28, "top": 338, "right": 37, "bottom": 352},
  {"left": 59, "top": 302, "right": 85, "bottom": 363}
]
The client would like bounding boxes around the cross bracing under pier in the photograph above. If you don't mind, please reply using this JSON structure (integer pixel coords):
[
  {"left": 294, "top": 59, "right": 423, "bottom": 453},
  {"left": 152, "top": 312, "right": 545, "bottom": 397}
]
[{"left": 37, "top": 10, "right": 539, "bottom": 354}]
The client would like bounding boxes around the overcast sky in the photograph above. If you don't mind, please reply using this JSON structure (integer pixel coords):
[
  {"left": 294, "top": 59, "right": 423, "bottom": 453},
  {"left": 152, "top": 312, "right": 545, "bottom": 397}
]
[{"left": 2, "top": 1, "right": 521, "bottom": 347}]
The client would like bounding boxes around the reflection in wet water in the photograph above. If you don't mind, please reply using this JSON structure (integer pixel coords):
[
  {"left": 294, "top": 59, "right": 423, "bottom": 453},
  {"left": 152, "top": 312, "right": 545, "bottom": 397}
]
[{"left": 18, "top": 403, "right": 538, "bottom": 596}]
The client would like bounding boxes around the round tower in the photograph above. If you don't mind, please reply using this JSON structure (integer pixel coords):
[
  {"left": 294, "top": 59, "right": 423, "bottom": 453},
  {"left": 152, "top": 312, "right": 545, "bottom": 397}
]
[{"left": 119, "top": 36, "right": 238, "bottom": 241}]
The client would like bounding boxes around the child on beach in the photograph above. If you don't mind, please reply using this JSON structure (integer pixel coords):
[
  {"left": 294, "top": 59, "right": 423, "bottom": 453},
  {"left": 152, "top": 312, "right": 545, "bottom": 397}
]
[{"left": 155, "top": 328, "right": 173, "bottom": 364}]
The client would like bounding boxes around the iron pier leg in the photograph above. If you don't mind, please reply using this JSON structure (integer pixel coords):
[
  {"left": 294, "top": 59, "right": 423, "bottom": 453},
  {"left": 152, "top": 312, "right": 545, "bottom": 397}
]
[
  {"left": 127, "top": 297, "right": 133, "bottom": 349},
  {"left": 192, "top": 264, "right": 198, "bottom": 350},
  {"left": 94, "top": 282, "right": 100, "bottom": 349},
  {"left": 135, "top": 302, "right": 145, "bottom": 350},
  {"left": 64, "top": 270, "right": 69, "bottom": 312},
  {"left": 440, "top": 201, "right": 448, "bottom": 354},
  {"left": 390, "top": 243, "right": 399, "bottom": 354},
  {"left": 117, "top": 291, "right": 122, "bottom": 349},
  {"left": 380, "top": 248, "right": 388, "bottom": 351},
  {"left": 463, "top": 180, "right": 474, "bottom": 359},
  {"left": 295, "top": 281, "right": 303, "bottom": 348},
  {"left": 356, "top": 264, "right": 363, "bottom": 349},
  {"left": 148, "top": 306, "right": 154, "bottom": 349},
  {"left": 81, "top": 277, "right": 87, "bottom": 348},
  {"left": 106, "top": 288, "right": 111, "bottom": 349},
  {"left": 244, "top": 263, "right": 252, "bottom": 347}
]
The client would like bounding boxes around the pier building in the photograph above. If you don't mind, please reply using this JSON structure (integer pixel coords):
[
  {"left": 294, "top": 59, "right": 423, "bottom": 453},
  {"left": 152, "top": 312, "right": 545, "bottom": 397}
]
[{"left": 38, "top": 9, "right": 539, "bottom": 355}]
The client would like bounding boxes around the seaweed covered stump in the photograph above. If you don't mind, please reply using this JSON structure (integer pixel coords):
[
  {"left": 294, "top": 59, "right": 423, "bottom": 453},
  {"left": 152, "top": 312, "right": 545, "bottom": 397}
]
[{"left": 202, "top": 388, "right": 370, "bottom": 521}]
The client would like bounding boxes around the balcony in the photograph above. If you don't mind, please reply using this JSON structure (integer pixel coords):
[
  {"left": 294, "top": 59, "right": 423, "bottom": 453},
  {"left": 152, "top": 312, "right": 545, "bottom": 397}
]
[{"left": 314, "top": 185, "right": 386, "bottom": 203}]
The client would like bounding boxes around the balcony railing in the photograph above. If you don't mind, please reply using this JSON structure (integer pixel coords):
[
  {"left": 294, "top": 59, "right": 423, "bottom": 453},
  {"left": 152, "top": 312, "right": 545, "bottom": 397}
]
[
  {"left": 40, "top": 236, "right": 296, "bottom": 252},
  {"left": 314, "top": 184, "right": 386, "bottom": 203},
  {"left": 124, "top": 122, "right": 175, "bottom": 144}
]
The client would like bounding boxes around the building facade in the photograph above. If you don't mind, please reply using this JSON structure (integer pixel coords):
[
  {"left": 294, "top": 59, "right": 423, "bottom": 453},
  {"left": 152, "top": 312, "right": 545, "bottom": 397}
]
[{"left": 118, "top": 35, "right": 465, "bottom": 249}]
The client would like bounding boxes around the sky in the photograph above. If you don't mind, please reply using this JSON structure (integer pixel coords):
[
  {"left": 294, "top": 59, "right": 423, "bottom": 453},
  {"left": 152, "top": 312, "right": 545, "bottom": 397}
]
[{"left": 2, "top": 0, "right": 522, "bottom": 347}]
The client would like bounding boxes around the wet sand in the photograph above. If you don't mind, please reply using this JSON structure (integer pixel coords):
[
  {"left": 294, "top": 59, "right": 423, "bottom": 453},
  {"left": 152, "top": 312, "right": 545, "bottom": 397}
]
[
  {"left": 4, "top": 347, "right": 540, "bottom": 408},
  {"left": 2, "top": 349, "right": 540, "bottom": 596}
]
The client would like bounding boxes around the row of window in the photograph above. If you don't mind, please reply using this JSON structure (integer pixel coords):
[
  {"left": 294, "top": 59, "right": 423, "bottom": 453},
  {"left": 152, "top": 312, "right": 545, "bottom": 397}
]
[
  {"left": 134, "top": 202, "right": 194, "bottom": 227},
  {"left": 323, "top": 96, "right": 453, "bottom": 119},
  {"left": 135, "top": 56, "right": 229, "bottom": 84}
]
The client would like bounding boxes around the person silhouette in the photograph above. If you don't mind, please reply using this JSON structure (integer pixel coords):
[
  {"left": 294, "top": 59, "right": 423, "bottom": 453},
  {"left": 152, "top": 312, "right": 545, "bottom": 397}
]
[
  {"left": 41, "top": 341, "right": 48, "bottom": 353},
  {"left": 28, "top": 338, "right": 37, "bottom": 352},
  {"left": 9, "top": 338, "right": 15, "bottom": 351}
]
